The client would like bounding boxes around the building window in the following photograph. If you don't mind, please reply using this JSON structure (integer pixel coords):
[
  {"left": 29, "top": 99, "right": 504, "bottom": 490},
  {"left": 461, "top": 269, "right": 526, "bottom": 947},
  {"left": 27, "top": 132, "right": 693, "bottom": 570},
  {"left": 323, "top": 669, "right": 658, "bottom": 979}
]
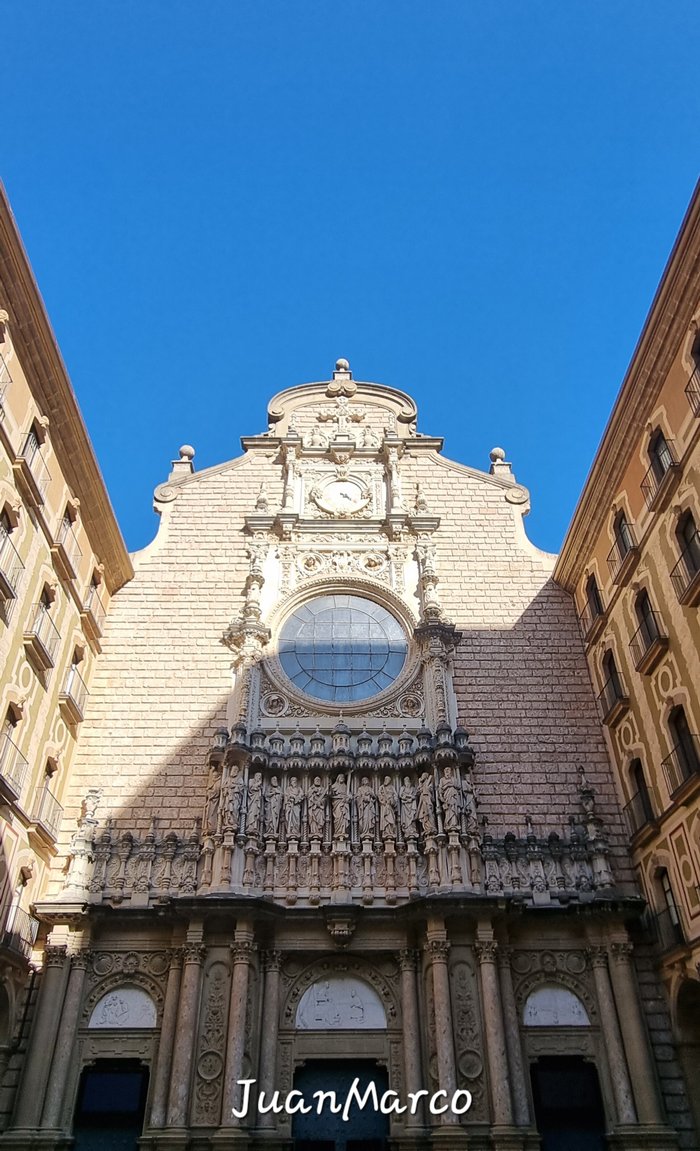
[
  {"left": 608, "top": 510, "right": 638, "bottom": 582},
  {"left": 585, "top": 574, "right": 603, "bottom": 618},
  {"left": 648, "top": 429, "right": 674, "bottom": 482},
  {"left": 579, "top": 574, "right": 605, "bottom": 641},
  {"left": 0, "top": 508, "right": 24, "bottom": 612},
  {"left": 669, "top": 706, "right": 700, "bottom": 780},
  {"left": 614, "top": 511, "right": 635, "bottom": 557},
  {"left": 656, "top": 868, "right": 685, "bottom": 949},
  {"left": 624, "top": 758, "right": 654, "bottom": 836},
  {"left": 602, "top": 651, "right": 623, "bottom": 699}
]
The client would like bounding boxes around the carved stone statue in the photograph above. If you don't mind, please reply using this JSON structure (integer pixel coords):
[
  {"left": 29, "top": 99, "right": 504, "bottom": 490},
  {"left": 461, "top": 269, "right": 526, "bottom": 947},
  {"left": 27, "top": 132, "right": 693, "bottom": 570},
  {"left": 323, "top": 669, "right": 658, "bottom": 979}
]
[
  {"left": 463, "top": 774, "right": 478, "bottom": 834},
  {"left": 417, "top": 773, "right": 437, "bottom": 838},
  {"left": 308, "top": 776, "right": 327, "bottom": 840},
  {"left": 284, "top": 776, "right": 303, "bottom": 840},
  {"left": 246, "top": 772, "right": 263, "bottom": 836},
  {"left": 225, "top": 766, "right": 245, "bottom": 832},
  {"left": 378, "top": 776, "right": 398, "bottom": 841},
  {"left": 356, "top": 777, "right": 376, "bottom": 840},
  {"left": 400, "top": 776, "right": 418, "bottom": 840},
  {"left": 438, "top": 766, "right": 462, "bottom": 834},
  {"left": 204, "top": 768, "right": 222, "bottom": 836},
  {"left": 264, "top": 776, "right": 283, "bottom": 838},
  {"left": 331, "top": 774, "right": 350, "bottom": 840}
]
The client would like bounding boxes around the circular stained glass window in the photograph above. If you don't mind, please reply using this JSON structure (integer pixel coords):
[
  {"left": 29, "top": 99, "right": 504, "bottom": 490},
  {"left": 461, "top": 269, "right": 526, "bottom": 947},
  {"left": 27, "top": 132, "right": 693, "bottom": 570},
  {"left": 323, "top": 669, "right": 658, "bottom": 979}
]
[{"left": 278, "top": 594, "right": 408, "bottom": 704}]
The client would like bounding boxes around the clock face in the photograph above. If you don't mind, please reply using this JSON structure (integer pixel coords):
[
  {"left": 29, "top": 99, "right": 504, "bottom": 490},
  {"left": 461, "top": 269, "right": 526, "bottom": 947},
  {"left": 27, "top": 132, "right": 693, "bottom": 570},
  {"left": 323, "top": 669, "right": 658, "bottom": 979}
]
[{"left": 324, "top": 479, "right": 366, "bottom": 513}]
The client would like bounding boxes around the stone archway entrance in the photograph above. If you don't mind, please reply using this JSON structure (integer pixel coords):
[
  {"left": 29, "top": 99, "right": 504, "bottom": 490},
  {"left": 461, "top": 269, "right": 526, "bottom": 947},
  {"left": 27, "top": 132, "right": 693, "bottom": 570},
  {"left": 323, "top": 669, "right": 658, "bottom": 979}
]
[
  {"left": 291, "top": 1060, "right": 389, "bottom": 1151},
  {"left": 530, "top": 1057, "right": 606, "bottom": 1150}
]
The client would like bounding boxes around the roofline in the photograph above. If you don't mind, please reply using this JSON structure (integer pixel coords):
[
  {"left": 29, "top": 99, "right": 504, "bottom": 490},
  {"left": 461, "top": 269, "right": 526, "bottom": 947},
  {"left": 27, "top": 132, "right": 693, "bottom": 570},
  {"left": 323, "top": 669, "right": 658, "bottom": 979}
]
[
  {"left": 0, "top": 183, "right": 133, "bottom": 593},
  {"left": 554, "top": 179, "right": 700, "bottom": 591}
]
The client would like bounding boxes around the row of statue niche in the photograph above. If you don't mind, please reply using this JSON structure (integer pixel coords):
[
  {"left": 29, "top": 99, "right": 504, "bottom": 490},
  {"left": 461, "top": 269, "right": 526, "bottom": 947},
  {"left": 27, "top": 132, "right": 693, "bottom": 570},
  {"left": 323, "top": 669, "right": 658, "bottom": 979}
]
[{"left": 204, "top": 765, "right": 478, "bottom": 843}]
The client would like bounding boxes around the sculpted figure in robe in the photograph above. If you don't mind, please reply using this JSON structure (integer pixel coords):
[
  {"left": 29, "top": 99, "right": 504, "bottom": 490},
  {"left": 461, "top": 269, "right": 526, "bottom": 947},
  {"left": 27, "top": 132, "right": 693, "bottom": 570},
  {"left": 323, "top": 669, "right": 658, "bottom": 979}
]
[
  {"left": 246, "top": 772, "right": 263, "bottom": 835},
  {"left": 378, "top": 776, "right": 398, "bottom": 841},
  {"left": 204, "top": 768, "right": 222, "bottom": 836},
  {"left": 356, "top": 777, "right": 376, "bottom": 840},
  {"left": 438, "top": 766, "right": 462, "bottom": 834},
  {"left": 400, "top": 776, "right": 418, "bottom": 840},
  {"left": 307, "top": 776, "right": 327, "bottom": 840},
  {"left": 265, "top": 775, "right": 283, "bottom": 837},
  {"left": 225, "top": 766, "right": 245, "bottom": 832},
  {"left": 417, "top": 772, "right": 437, "bottom": 838},
  {"left": 284, "top": 776, "right": 303, "bottom": 839},
  {"left": 331, "top": 774, "right": 350, "bottom": 839}
]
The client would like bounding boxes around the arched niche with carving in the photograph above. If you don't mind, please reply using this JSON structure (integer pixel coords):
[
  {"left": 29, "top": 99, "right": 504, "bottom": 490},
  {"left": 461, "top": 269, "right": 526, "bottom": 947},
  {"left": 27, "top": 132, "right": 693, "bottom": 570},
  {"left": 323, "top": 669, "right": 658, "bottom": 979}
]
[
  {"left": 296, "top": 975, "right": 387, "bottom": 1031},
  {"left": 523, "top": 984, "right": 590, "bottom": 1028},
  {"left": 88, "top": 985, "right": 157, "bottom": 1030}
]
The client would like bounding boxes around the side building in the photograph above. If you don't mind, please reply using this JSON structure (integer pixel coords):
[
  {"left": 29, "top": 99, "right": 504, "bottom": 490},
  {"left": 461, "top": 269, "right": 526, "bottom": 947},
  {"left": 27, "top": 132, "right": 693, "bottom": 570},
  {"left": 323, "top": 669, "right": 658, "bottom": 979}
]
[
  {"left": 555, "top": 181, "right": 700, "bottom": 1140},
  {"left": 0, "top": 185, "right": 133, "bottom": 1119}
]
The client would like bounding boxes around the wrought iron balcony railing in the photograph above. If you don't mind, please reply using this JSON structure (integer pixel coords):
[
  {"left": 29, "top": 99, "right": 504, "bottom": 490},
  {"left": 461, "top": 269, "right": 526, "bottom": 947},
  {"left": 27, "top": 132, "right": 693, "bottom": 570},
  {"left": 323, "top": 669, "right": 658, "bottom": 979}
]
[
  {"left": 670, "top": 531, "right": 700, "bottom": 606},
  {"left": 629, "top": 612, "right": 669, "bottom": 673},
  {"left": 1, "top": 907, "right": 39, "bottom": 960},
  {"left": 83, "top": 583, "right": 106, "bottom": 637},
  {"left": 597, "top": 673, "right": 629, "bottom": 726},
  {"left": 652, "top": 906, "right": 686, "bottom": 953},
  {"left": 59, "top": 663, "right": 88, "bottom": 723},
  {"left": 578, "top": 599, "right": 605, "bottom": 643},
  {"left": 52, "top": 517, "right": 82, "bottom": 580},
  {"left": 623, "top": 789, "right": 656, "bottom": 837},
  {"left": 607, "top": 526, "right": 639, "bottom": 583},
  {"left": 686, "top": 365, "right": 700, "bottom": 416},
  {"left": 661, "top": 734, "right": 700, "bottom": 798},
  {"left": 32, "top": 783, "right": 64, "bottom": 841},
  {"left": 24, "top": 602, "right": 61, "bottom": 670},
  {"left": 641, "top": 439, "right": 680, "bottom": 510},
  {"left": 0, "top": 351, "right": 11, "bottom": 420},
  {"left": 0, "top": 524, "right": 24, "bottom": 600},
  {"left": 16, "top": 430, "right": 51, "bottom": 504},
  {"left": 0, "top": 729, "right": 29, "bottom": 802}
]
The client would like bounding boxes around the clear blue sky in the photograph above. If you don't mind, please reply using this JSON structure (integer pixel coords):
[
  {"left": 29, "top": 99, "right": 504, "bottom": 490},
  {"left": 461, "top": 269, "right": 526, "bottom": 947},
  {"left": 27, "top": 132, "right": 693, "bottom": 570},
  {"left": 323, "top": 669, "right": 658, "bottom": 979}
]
[{"left": 3, "top": 3, "right": 698, "bottom": 554}]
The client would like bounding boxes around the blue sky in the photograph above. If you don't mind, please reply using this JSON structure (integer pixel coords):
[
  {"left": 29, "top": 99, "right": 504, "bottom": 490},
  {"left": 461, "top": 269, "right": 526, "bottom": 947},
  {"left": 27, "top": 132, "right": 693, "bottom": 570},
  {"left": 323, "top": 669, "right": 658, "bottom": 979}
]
[{"left": 2, "top": 3, "right": 699, "bottom": 554}]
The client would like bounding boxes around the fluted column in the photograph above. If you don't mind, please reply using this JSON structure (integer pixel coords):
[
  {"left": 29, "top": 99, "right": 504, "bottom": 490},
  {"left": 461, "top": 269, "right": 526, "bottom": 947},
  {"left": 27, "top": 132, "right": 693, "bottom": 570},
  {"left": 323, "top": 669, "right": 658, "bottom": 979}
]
[
  {"left": 587, "top": 946, "right": 636, "bottom": 1125},
  {"left": 608, "top": 941, "right": 665, "bottom": 1126},
  {"left": 399, "top": 949, "right": 424, "bottom": 1126},
  {"left": 475, "top": 938, "right": 513, "bottom": 1126},
  {"left": 257, "top": 949, "right": 282, "bottom": 1129},
  {"left": 12, "top": 944, "right": 70, "bottom": 1130},
  {"left": 497, "top": 946, "right": 530, "bottom": 1127},
  {"left": 166, "top": 943, "right": 205, "bottom": 1128},
  {"left": 220, "top": 924, "right": 257, "bottom": 1128},
  {"left": 41, "top": 948, "right": 91, "bottom": 1127},
  {"left": 149, "top": 949, "right": 184, "bottom": 1128},
  {"left": 426, "top": 933, "right": 458, "bottom": 1125}
]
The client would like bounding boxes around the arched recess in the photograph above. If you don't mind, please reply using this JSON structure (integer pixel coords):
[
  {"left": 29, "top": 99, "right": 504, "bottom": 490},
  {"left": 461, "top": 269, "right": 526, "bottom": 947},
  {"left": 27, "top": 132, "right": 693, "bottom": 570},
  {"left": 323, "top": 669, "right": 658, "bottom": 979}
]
[
  {"left": 295, "top": 974, "right": 387, "bottom": 1030},
  {"left": 283, "top": 957, "right": 399, "bottom": 1031},
  {"left": 88, "top": 986, "right": 157, "bottom": 1030},
  {"left": 523, "top": 984, "right": 591, "bottom": 1027}
]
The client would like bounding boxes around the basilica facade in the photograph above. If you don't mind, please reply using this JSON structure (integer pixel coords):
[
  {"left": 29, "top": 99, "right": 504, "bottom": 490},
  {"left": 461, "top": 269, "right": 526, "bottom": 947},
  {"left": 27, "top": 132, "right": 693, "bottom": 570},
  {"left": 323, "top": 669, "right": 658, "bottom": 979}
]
[{"left": 2, "top": 348, "right": 696, "bottom": 1150}]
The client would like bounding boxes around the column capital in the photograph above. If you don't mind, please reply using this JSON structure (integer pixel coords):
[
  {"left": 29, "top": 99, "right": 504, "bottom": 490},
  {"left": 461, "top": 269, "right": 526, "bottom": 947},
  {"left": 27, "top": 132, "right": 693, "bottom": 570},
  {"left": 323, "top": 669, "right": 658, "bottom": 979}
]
[
  {"left": 166, "top": 946, "right": 185, "bottom": 969},
  {"left": 44, "top": 944, "right": 68, "bottom": 968},
  {"left": 231, "top": 940, "right": 258, "bottom": 964},
  {"left": 69, "top": 950, "right": 91, "bottom": 971},
  {"left": 399, "top": 948, "right": 419, "bottom": 972},
  {"left": 609, "top": 941, "right": 634, "bottom": 964},
  {"left": 182, "top": 942, "right": 206, "bottom": 965},
  {"left": 426, "top": 938, "right": 450, "bottom": 961},
  {"left": 586, "top": 945, "right": 609, "bottom": 969},
  {"left": 496, "top": 944, "right": 514, "bottom": 969},
  {"left": 475, "top": 939, "right": 499, "bottom": 964},
  {"left": 262, "top": 948, "right": 282, "bottom": 972}
]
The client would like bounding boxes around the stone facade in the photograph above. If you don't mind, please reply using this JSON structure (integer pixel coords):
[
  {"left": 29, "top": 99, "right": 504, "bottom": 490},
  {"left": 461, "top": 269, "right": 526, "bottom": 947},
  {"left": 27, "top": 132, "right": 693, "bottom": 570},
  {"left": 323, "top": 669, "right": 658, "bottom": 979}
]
[{"left": 555, "top": 180, "right": 700, "bottom": 1145}]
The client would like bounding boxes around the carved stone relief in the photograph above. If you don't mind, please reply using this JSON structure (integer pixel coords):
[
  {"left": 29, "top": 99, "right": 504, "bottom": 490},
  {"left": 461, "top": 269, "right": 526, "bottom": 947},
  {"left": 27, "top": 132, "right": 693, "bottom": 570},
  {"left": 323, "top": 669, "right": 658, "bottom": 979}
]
[
  {"left": 87, "top": 987, "right": 157, "bottom": 1030},
  {"left": 192, "top": 955, "right": 231, "bottom": 1126},
  {"left": 296, "top": 976, "right": 387, "bottom": 1030}
]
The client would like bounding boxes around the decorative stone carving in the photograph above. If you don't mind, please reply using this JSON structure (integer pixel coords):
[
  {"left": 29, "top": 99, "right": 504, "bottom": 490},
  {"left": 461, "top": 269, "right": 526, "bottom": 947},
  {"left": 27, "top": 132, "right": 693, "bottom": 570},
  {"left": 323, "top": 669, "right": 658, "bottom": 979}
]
[
  {"left": 331, "top": 775, "right": 350, "bottom": 840},
  {"left": 296, "top": 976, "right": 387, "bottom": 1030},
  {"left": 523, "top": 985, "right": 590, "bottom": 1027},
  {"left": 88, "top": 986, "right": 157, "bottom": 1029},
  {"left": 192, "top": 958, "right": 231, "bottom": 1126},
  {"left": 356, "top": 777, "right": 376, "bottom": 840},
  {"left": 378, "top": 776, "right": 398, "bottom": 841},
  {"left": 307, "top": 776, "right": 327, "bottom": 840},
  {"left": 417, "top": 773, "right": 437, "bottom": 837}
]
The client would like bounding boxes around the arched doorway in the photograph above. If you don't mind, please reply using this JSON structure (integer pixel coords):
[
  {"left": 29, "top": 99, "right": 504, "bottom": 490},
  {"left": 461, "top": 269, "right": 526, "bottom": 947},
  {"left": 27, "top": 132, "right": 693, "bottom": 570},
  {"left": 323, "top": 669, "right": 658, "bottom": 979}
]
[
  {"left": 530, "top": 1057, "right": 606, "bottom": 1151},
  {"left": 292, "top": 1060, "right": 389, "bottom": 1151},
  {"left": 72, "top": 1060, "right": 149, "bottom": 1151}
]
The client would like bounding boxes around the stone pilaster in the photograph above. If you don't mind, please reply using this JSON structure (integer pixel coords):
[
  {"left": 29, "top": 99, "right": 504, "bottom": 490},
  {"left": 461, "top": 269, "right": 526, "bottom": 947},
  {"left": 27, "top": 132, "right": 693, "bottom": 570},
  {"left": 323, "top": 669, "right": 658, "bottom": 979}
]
[
  {"left": 166, "top": 942, "right": 205, "bottom": 1130},
  {"left": 149, "top": 949, "right": 184, "bottom": 1128},
  {"left": 399, "top": 949, "right": 425, "bottom": 1128},
  {"left": 426, "top": 929, "right": 458, "bottom": 1126},
  {"left": 11, "top": 944, "right": 70, "bottom": 1132},
  {"left": 475, "top": 938, "right": 514, "bottom": 1128},
  {"left": 587, "top": 946, "right": 636, "bottom": 1126},
  {"left": 220, "top": 925, "right": 257, "bottom": 1129}
]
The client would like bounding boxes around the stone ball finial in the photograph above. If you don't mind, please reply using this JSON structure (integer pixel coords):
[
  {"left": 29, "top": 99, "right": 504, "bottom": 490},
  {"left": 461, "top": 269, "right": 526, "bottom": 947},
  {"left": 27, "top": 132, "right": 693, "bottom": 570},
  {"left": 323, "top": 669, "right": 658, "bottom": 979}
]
[
  {"left": 179, "top": 444, "right": 195, "bottom": 460},
  {"left": 489, "top": 446, "right": 506, "bottom": 463},
  {"left": 335, "top": 358, "right": 350, "bottom": 371}
]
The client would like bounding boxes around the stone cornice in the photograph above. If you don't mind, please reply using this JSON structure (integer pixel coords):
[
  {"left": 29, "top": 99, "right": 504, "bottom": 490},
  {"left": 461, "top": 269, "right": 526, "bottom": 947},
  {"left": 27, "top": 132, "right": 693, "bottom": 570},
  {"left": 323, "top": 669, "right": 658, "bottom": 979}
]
[
  {"left": 554, "top": 179, "right": 700, "bottom": 592},
  {"left": 0, "top": 184, "right": 133, "bottom": 594}
]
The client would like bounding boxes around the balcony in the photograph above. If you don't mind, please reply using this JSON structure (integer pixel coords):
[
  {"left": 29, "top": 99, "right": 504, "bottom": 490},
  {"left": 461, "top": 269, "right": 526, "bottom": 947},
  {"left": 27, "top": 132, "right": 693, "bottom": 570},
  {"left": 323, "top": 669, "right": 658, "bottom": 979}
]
[
  {"left": 578, "top": 600, "right": 606, "bottom": 645},
  {"left": 81, "top": 583, "right": 106, "bottom": 645},
  {"left": 0, "top": 729, "right": 29, "bottom": 803},
  {"left": 24, "top": 603, "right": 60, "bottom": 673},
  {"left": 51, "top": 518, "right": 82, "bottom": 582},
  {"left": 13, "top": 431, "right": 51, "bottom": 508},
  {"left": 59, "top": 663, "right": 88, "bottom": 724},
  {"left": 641, "top": 441, "right": 681, "bottom": 512},
  {"left": 0, "top": 351, "right": 10, "bottom": 420},
  {"left": 686, "top": 366, "right": 700, "bottom": 416},
  {"left": 597, "top": 674, "right": 629, "bottom": 727},
  {"left": 0, "top": 524, "right": 24, "bottom": 602},
  {"left": 629, "top": 612, "right": 669, "bottom": 674},
  {"left": 623, "top": 789, "right": 656, "bottom": 837},
  {"left": 607, "top": 527, "right": 639, "bottom": 585},
  {"left": 651, "top": 906, "right": 686, "bottom": 953},
  {"left": 1, "top": 907, "right": 39, "bottom": 961},
  {"left": 661, "top": 735, "right": 700, "bottom": 799},
  {"left": 31, "top": 783, "right": 63, "bottom": 843},
  {"left": 670, "top": 532, "right": 700, "bottom": 606}
]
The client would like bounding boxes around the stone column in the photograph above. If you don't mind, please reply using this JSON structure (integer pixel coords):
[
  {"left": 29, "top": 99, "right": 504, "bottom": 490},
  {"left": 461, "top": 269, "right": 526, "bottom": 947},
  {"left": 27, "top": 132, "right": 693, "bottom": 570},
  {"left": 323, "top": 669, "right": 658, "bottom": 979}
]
[
  {"left": 11, "top": 944, "right": 70, "bottom": 1130},
  {"left": 220, "top": 924, "right": 257, "bottom": 1128},
  {"left": 497, "top": 946, "right": 530, "bottom": 1127},
  {"left": 41, "top": 947, "right": 91, "bottom": 1128},
  {"left": 149, "top": 948, "right": 184, "bottom": 1128},
  {"left": 426, "top": 932, "right": 458, "bottom": 1125},
  {"left": 608, "top": 941, "right": 665, "bottom": 1126},
  {"left": 475, "top": 938, "right": 513, "bottom": 1126},
  {"left": 399, "top": 949, "right": 424, "bottom": 1126},
  {"left": 166, "top": 942, "right": 205, "bottom": 1128},
  {"left": 587, "top": 946, "right": 636, "bottom": 1125},
  {"left": 257, "top": 949, "right": 282, "bottom": 1129}
]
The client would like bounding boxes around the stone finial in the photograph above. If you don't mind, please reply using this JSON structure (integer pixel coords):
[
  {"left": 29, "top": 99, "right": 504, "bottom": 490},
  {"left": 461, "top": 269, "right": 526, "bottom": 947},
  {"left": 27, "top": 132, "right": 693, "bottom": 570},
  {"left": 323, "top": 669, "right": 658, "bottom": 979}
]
[
  {"left": 169, "top": 444, "right": 195, "bottom": 479},
  {"left": 335, "top": 358, "right": 350, "bottom": 372},
  {"left": 179, "top": 444, "right": 195, "bottom": 461},
  {"left": 489, "top": 446, "right": 514, "bottom": 482}
]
